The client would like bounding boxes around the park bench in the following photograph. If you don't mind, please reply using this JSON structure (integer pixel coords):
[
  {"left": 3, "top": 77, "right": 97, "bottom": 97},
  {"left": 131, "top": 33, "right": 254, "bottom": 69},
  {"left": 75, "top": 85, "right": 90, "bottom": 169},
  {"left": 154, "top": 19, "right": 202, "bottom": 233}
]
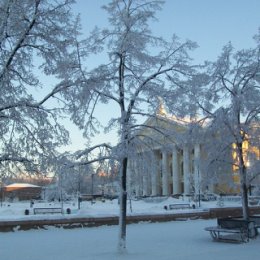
[
  {"left": 164, "top": 203, "right": 191, "bottom": 210},
  {"left": 249, "top": 215, "right": 260, "bottom": 228},
  {"left": 230, "top": 215, "right": 260, "bottom": 229},
  {"left": 205, "top": 217, "right": 257, "bottom": 243},
  {"left": 233, "top": 215, "right": 260, "bottom": 235},
  {"left": 33, "top": 207, "right": 63, "bottom": 215},
  {"left": 233, "top": 215, "right": 260, "bottom": 228}
]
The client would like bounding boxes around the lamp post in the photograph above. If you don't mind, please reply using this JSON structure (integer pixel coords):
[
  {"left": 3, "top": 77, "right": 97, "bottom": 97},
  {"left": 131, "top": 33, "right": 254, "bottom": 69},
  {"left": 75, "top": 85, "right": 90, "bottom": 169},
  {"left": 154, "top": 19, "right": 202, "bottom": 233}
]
[
  {"left": 77, "top": 166, "right": 81, "bottom": 210},
  {"left": 59, "top": 169, "right": 64, "bottom": 214},
  {"left": 196, "top": 168, "right": 201, "bottom": 208},
  {"left": 91, "top": 173, "right": 94, "bottom": 204},
  {"left": 0, "top": 179, "right": 3, "bottom": 207}
]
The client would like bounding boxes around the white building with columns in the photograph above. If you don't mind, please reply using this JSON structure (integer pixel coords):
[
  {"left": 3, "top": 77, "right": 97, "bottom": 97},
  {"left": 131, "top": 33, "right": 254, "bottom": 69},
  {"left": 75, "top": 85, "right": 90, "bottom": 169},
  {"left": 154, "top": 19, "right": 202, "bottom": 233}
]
[
  {"left": 126, "top": 104, "right": 260, "bottom": 197},
  {"left": 127, "top": 107, "right": 207, "bottom": 197}
]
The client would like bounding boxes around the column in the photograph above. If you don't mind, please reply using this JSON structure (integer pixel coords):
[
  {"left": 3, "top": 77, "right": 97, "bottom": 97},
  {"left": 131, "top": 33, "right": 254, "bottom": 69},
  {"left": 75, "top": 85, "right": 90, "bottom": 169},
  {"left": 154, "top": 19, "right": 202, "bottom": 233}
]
[
  {"left": 151, "top": 151, "right": 159, "bottom": 196},
  {"left": 146, "top": 152, "right": 152, "bottom": 196},
  {"left": 142, "top": 174, "right": 148, "bottom": 196},
  {"left": 194, "top": 144, "right": 201, "bottom": 196},
  {"left": 162, "top": 151, "right": 169, "bottom": 196},
  {"left": 134, "top": 159, "right": 142, "bottom": 197},
  {"left": 172, "top": 145, "right": 180, "bottom": 194},
  {"left": 183, "top": 145, "right": 190, "bottom": 194}
]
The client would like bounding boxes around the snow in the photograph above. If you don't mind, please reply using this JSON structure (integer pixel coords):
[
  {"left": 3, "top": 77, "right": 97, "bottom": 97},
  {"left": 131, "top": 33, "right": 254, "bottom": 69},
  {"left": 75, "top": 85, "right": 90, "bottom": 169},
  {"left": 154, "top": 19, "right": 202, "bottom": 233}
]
[
  {"left": 0, "top": 196, "right": 238, "bottom": 221},
  {"left": 0, "top": 219, "right": 259, "bottom": 260},
  {"left": 5, "top": 183, "right": 40, "bottom": 188},
  {"left": 0, "top": 197, "right": 259, "bottom": 260}
]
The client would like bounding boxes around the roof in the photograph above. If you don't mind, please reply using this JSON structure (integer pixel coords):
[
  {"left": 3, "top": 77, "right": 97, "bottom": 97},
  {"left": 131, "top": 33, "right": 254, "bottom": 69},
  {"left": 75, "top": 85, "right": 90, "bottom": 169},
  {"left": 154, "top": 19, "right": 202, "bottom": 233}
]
[{"left": 5, "top": 183, "right": 41, "bottom": 188}]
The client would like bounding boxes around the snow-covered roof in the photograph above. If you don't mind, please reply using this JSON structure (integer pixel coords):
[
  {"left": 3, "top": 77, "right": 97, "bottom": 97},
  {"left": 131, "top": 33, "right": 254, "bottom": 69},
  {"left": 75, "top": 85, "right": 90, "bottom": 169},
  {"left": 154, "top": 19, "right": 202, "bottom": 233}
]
[{"left": 5, "top": 183, "right": 41, "bottom": 188}]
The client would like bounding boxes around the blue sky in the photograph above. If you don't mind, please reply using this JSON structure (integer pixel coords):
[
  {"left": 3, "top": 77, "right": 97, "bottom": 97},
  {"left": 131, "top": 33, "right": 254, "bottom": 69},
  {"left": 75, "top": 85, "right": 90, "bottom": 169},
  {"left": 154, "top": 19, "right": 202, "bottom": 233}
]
[
  {"left": 74, "top": 0, "right": 259, "bottom": 63},
  {"left": 66, "top": 0, "right": 260, "bottom": 151}
]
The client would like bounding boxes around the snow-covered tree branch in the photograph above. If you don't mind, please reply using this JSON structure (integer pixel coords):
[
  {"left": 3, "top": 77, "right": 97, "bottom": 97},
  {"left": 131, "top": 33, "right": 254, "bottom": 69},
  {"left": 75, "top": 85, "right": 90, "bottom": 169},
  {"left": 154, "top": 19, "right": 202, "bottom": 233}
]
[
  {"left": 61, "top": 0, "right": 198, "bottom": 251},
  {"left": 176, "top": 35, "right": 260, "bottom": 220},
  {"left": 0, "top": 0, "right": 82, "bottom": 176}
]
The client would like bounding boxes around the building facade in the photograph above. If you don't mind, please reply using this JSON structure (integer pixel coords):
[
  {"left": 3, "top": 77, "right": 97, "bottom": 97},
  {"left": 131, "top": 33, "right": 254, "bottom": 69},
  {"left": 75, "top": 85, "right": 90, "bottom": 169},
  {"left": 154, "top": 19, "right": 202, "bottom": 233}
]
[
  {"left": 126, "top": 102, "right": 256, "bottom": 197},
  {"left": 128, "top": 142, "right": 203, "bottom": 197}
]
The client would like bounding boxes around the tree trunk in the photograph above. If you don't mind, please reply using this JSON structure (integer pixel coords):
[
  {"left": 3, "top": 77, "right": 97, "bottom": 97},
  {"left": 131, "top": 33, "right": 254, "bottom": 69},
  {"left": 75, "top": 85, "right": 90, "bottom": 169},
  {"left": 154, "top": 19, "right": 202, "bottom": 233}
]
[
  {"left": 241, "top": 179, "right": 249, "bottom": 220},
  {"left": 240, "top": 161, "right": 249, "bottom": 220},
  {"left": 238, "top": 142, "right": 250, "bottom": 220},
  {"left": 118, "top": 156, "right": 128, "bottom": 252}
]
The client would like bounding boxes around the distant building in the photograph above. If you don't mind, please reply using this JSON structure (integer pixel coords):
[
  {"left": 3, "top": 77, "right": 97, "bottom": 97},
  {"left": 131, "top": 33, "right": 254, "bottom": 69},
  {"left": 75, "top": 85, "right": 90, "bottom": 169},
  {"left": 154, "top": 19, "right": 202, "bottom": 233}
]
[{"left": 3, "top": 183, "right": 42, "bottom": 201}]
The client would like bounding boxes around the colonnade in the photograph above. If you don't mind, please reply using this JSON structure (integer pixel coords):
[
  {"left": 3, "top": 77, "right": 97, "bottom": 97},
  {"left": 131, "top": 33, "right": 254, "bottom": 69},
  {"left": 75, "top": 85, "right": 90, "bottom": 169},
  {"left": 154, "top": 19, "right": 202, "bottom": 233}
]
[{"left": 128, "top": 144, "right": 202, "bottom": 197}]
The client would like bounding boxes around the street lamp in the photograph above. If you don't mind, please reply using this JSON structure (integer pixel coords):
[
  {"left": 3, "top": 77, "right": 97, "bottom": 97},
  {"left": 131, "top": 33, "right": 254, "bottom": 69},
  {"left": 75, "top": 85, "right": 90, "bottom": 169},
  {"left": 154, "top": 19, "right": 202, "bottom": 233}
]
[
  {"left": 77, "top": 166, "right": 81, "bottom": 210},
  {"left": 78, "top": 179, "right": 81, "bottom": 210},
  {"left": 91, "top": 173, "right": 94, "bottom": 204},
  {"left": 0, "top": 179, "right": 3, "bottom": 207},
  {"left": 59, "top": 169, "right": 64, "bottom": 214}
]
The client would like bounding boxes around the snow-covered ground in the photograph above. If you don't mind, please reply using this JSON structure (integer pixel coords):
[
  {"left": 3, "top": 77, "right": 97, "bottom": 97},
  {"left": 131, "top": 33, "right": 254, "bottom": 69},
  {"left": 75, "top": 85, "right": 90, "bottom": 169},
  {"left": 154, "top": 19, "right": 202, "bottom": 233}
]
[
  {"left": 0, "top": 195, "right": 242, "bottom": 220},
  {"left": 0, "top": 197, "right": 259, "bottom": 260},
  {"left": 0, "top": 218, "right": 259, "bottom": 260}
]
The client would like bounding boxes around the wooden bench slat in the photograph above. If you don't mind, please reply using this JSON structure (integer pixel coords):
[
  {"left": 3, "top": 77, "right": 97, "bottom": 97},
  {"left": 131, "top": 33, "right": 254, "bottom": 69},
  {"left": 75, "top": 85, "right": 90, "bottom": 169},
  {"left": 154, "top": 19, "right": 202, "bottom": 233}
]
[
  {"left": 249, "top": 216, "right": 260, "bottom": 228},
  {"left": 205, "top": 226, "right": 243, "bottom": 234},
  {"left": 205, "top": 226, "right": 248, "bottom": 243},
  {"left": 33, "top": 208, "right": 62, "bottom": 215},
  {"left": 167, "top": 204, "right": 191, "bottom": 210}
]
